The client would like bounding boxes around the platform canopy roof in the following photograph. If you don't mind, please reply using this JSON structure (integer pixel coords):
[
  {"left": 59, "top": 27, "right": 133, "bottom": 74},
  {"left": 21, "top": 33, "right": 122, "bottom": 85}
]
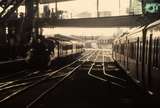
[
  {"left": 39, "top": 0, "right": 74, "bottom": 4},
  {"left": 46, "top": 34, "right": 81, "bottom": 41}
]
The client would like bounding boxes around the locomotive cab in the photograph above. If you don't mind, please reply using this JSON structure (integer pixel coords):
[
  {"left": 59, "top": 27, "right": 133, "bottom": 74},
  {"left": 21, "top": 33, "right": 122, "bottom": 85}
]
[{"left": 25, "top": 38, "right": 52, "bottom": 68}]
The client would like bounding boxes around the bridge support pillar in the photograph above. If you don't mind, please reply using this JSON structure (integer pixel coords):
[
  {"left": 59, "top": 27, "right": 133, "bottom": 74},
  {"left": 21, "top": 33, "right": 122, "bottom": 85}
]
[
  {"left": 25, "top": 0, "right": 41, "bottom": 40},
  {"left": 25, "top": 0, "right": 34, "bottom": 41},
  {"left": 34, "top": 0, "right": 40, "bottom": 37}
]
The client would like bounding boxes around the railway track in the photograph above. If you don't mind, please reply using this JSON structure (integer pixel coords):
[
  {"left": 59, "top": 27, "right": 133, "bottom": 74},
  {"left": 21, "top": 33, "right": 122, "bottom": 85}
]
[
  {"left": 0, "top": 50, "right": 96, "bottom": 107},
  {"left": 25, "top": 49, "right": 144, "bottom": 107},
  {"left": 27, "top": 50, "right": 140, "bottom": 107},
  {"left": 0, "top": 50, "right": 91, "bottom": 88},
  {"left": 88, "top": 50, "right": 127, "bottom": 88},
  {"left": 0, "top": 49, "right": 151, "bottom": 107}
]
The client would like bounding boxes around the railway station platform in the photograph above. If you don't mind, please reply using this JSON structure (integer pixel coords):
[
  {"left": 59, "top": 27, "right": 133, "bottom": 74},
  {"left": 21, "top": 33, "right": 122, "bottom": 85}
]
[
  {"left": 0, "top": 59, "right": 26, "bottom": 76},
  {"left": 0, "top": 59, "right": 24, "bottom": 65}
]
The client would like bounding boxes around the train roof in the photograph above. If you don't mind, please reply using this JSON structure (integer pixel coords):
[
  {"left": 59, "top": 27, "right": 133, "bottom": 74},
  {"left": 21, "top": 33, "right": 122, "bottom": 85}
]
[
  {"left": 46, "top": 34, "right": 81, "bottom": 41},
  {"left": 55, "top": 34, "right": 81, "bottom": 41},
  {"left": 128, "top": 26, "right": 144, "bottom": 35},
  {"left": 113, "top": 27, "right": 140, "bottom": 39},
  {"left": 147, "top": 19, "right": 160, "bottom": 29},
  {"left": 114, "top": 19, "right": 160, "bottom": 42},
  {"left": 113, "top": 26, "right": 143, "bottom": 43},
  {"left": 126, "top": 19, "right": 160, "bottom": 36}
]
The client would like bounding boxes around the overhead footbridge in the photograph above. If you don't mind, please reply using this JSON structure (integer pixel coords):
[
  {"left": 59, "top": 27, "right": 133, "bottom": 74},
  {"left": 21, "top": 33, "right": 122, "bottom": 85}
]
[{"left": 37, "top": 14, "right": 160, "bottom": 28}]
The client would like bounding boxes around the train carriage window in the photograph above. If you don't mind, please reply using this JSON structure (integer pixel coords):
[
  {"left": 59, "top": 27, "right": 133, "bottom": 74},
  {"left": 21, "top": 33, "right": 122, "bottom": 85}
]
[
  {"left": 152, "top": 38, "right": 159, "bottom": 68},
  {"left": 153, "top": 38, "right": 159, "bottom": 68},
  {"left": 129, "top": 42, "right": 135, "bottom": 59},
  {"left": 158, "top": 38, "right": 160, "bottom": 69},
  {"left": 115, "top": 44, "right": 117, "bottom": 52},
  {"left": 121, "top": 44, "right": 124, "bottom": 54},
  {"left": 129, "top": 42, "right": 137, "bottom": 59},
  {"left": 124, "top": 43, "right": 127, "bottom": 56},
  {"left": 139, "top": 42, "right": 141, "bottom": 62},
  {"left": 116, "top": 44, "right": 118, "bottom": 53},
  {"left": 136, "top": 38, "right": 139, "bottom": 61},
  {"left": 134, "top": 42, "right": 137, "bottom": 59},
  {"left": 135, "top": 42, "right": 137, "bottom": 59},
  {"left": 129, "top": 43, "right": 132, "bottom": 58},
  {"left": 123, "top": 44, "right": 124, "bottom": 54},
  {"left": 118, "top": 44, "right": 120, "bottom": 53},
  {"left": 113, "top": 44, "right": 115, "bottom": 52},
  {"left": 153, "top": 39, "right": 156, "bottom": 67},
  {"left": 156, "top": 38, "right": 159, "bottom": 68},
  {"left": 112, "top": 44, "right": 114, "bottom": 51},
  {"left": 113, "top": 44, "right": 116, "bottom": 52},
  {"left": 118, "top": 42, "right": 121, "bottom": 54}
]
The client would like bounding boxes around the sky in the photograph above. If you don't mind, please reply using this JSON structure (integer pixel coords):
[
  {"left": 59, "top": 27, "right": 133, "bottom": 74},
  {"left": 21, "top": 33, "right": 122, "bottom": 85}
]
[
  {"left": 43, "top": 27, "right": 130, "bottom": 37},
  {"left": 18, "top": 0, "right": 130, "bottom": 17},
  {"left": 42, "top": 0, "right": 130, "bottom": 37},
  {"left": 18, "top": 0, "right": 132, "bottom": 37},
  {"left": 46, "top": 0, "right": 130, "bottom": 17}
]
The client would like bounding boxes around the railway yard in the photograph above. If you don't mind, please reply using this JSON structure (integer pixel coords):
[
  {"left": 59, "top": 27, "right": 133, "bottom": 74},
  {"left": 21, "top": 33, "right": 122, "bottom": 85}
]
[
  {"left": 0, "top": 49, "right": 154, "bottom": 107},
  {"left": 1, "top": 0, "right": 160, "bottom": 107}
]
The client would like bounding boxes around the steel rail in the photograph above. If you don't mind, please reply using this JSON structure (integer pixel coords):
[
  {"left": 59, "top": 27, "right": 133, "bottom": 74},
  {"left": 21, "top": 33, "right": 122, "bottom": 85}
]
[
  {"left": 0, "top": 51, "right": 92, "bottom": 89},
  {"left": 0, "top": 50, "right": 93, "bottom": 103},
  {"left": 88, "top": 51, "right": 107, "bottom": 81},
  {"left": 102, "top": 50, "right": 126, "bottom": 82},
  {"left": 26, "top": 50, "right": 97, "bottom": 108},
  {"left": 88, "top": 50, "right": 125, "bottom": 88}
]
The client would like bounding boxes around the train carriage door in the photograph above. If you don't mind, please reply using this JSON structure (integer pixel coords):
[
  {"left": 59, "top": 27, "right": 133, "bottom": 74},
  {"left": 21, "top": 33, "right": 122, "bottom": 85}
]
[
  {"left": 121, "top": 43, "right": 125, "bottom": 66},
  {"left": 71, "top": 42, "right": 73, "bottom": 54},
  {"left": 124, "top": 37, "right": 128, "bottom": 69},
  {"left": 114, "top": 42, "right": 117, "bottom": 60},
  {"left": 155, "top": 38, "right": 159, "bottom": 68},
  {"left": 158, "top": 38, "right": 160, "bottom": 69},
  {"left": 150, "top": 37, "right": 160, "bottom": 91},
  {"left": 57, "top": 41, "right": 60, "bottom": 57},
  {"left": 153, "top": 39, "right": 157, "bottom": 68},
  {"left": 138, "top": 41, "right": 143, "bottom": 82},
  {"left": 123, "top": 43, "right": 125, "bottom": 67},
  {"left": 116, "top": 41, "right": 119, "bottom": 60},
  {"left": 136, "top": 37, "right": 140, "bottom": 79},
  {"left": 127, "top": 40, "right": 129, "bottom": 70},
  {"left": 147, "top": 33, "right": 153, "bottom": 89},
  {"left": 145, "top": 40, "right": 149, "bottom": 67},
  {"left": 142, "top": 28, "right": 147, "bottom": 84},
  {"left": 119, "top": 40, "right": 121, "bottom": 63},
  {"left": 54, "top": 40, "right": 58, "bottom": 58},
  {"left": 76, "top": 43, "right": 77, "bottom": 53}
]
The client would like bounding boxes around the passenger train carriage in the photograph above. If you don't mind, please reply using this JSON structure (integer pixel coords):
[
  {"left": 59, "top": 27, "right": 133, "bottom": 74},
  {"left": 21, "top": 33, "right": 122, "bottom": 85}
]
[
  {"left": 26, "top": 34, "right": 84, "bottom": 68},
  {"left": 46, "top": 35, "right": 84, "bottom": 59},
  {"left": 113, "top": 19, "right": 160, "bottom": 95}
]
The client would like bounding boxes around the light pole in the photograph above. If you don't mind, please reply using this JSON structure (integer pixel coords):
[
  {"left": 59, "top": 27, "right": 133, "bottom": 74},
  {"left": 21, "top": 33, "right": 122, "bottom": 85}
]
[
  {"left": 55, "top": 0, "right": 58, "bottom": 17},
  {"left": 129, "top": 0, "right": 132, "bottom": 15},
  {"left": 97, "top": 0, "right": 99, "bottom": 17},
  {"left": 119, "top": 0, "right": 120, "bottom": 15},
  {"left": 141, "top": 0, "right": 145, "bottom": 14}
]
